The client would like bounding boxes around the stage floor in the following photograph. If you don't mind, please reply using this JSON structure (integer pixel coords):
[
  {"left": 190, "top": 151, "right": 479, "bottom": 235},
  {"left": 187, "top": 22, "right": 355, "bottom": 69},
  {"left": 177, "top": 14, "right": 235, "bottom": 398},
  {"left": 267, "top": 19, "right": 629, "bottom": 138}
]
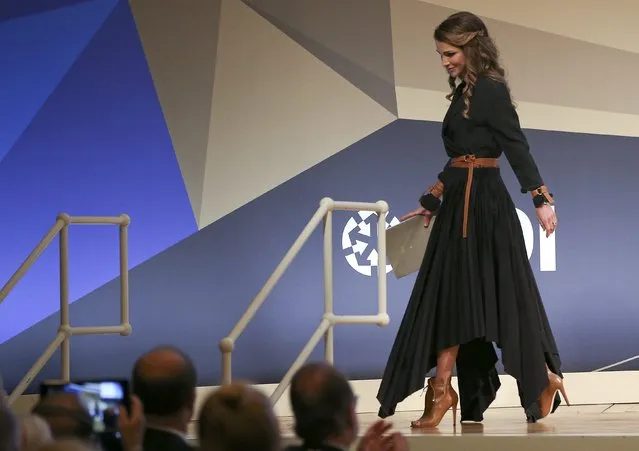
[{"left": 278, "top": 404, "right": 639, "bottom": 450}]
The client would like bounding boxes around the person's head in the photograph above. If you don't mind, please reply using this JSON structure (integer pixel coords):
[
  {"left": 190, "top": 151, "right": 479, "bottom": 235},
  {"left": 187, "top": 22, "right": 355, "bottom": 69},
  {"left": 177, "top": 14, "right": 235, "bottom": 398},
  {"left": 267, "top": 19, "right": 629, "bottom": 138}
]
[
  {"left": 197, "top": 382, "right": 280, "bottom": 451},
  {"left": 434, "top": 11, "right": 507, "bottom": 116},
  {"left": 289, "top": 362, "right": 357, "bottom": 448},
  {"left": 131, "top": 346, "right": 197, "bottom": 431},
  {"left": 19, "top": 414, "right": 53, "bottom": 451},
  {"left": 31, "top": 393, "right": 94, "bottom": 442}
]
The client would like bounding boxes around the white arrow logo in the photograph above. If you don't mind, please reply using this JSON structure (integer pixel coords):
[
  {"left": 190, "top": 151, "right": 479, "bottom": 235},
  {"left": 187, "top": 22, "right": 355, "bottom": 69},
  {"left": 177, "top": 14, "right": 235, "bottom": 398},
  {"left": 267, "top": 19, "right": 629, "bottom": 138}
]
[{"left": 342, "top": 211, "right": 400, "bottom": 277}]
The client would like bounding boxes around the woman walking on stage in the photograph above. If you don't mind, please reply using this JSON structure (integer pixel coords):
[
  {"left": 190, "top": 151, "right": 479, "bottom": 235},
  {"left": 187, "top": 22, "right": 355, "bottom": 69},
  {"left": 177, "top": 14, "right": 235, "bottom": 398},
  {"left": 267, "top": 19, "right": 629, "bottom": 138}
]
[{"left": 376, "top": 11, "right": 568, "bottom": 426}]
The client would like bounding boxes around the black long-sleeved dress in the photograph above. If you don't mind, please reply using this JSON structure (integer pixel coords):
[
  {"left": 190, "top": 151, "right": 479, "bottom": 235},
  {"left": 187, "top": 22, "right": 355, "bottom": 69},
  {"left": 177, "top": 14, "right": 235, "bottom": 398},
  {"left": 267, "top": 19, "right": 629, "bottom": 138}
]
[{"left": 376, "top": 75, "right": 563, "bottom": 423}]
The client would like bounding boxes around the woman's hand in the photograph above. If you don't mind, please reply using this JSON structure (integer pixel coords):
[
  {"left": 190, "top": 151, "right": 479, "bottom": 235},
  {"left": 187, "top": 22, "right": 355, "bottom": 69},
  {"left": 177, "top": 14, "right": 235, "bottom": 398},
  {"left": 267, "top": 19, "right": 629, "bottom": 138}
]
[
  {"left": 400, "top": 206, "right": 434, "bottom": 228},
  {"left": 536, "top": 204, "right": 557, "bottom": 237}
]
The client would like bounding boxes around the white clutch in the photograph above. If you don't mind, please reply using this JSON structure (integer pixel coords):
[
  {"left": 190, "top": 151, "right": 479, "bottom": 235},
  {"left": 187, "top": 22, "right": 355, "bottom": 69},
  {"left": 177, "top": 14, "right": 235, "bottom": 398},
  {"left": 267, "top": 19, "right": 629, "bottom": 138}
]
[{"left": 385, "top": 215, "right": 435, "bottom": 279}]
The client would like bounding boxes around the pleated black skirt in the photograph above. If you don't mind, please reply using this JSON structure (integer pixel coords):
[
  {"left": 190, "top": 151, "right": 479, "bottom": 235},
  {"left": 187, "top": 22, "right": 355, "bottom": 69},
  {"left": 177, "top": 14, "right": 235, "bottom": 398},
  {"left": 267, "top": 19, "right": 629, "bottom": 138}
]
[{"left": 376, "top": 166, "right": 562, "bottom": 423}]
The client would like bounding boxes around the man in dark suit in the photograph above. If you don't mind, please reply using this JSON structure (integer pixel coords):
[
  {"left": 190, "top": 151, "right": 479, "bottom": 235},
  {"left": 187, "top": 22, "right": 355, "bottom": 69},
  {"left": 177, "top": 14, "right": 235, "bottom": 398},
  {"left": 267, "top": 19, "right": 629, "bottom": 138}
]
[
  {"left": 131, "top": 346, "right": 197, "bottom": 451},
  {"left": 285, "top": 362, "right": 407, "bottom": 451}
]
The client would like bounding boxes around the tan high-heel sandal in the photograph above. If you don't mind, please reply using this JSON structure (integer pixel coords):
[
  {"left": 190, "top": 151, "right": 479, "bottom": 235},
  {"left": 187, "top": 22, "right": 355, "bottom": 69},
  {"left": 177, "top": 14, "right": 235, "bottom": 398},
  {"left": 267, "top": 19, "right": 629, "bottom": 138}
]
[
  {"left": 411, "top": 377, "right": 435, "bottom": 428},
  {"left": 539, "top": 368, "right": 570, "bottom": 419},
  {"left": 411, "top": 377, "right": 458, "bottom": 428}
]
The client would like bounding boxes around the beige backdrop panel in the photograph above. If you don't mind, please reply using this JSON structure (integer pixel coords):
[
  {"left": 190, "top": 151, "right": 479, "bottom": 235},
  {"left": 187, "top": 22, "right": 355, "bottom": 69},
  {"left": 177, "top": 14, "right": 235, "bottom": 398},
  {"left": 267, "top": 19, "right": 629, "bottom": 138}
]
[
  {"left": 242, "top": 0, "right": 397, "bottom": 115},
  {"left": 200, "top": 0, "right": 395, "bottom": 227},
  {"left": 131, "top": 0, "right": 222, "bottom": 224},
  {"left": 397, "top": 87, "right": 639, "bottom": 137},
  {"left": 422, "top": 0, "right": 639, "bottom": 54},
  {"left": 392, "top": 0, "right": 639, "bottom": 136}
]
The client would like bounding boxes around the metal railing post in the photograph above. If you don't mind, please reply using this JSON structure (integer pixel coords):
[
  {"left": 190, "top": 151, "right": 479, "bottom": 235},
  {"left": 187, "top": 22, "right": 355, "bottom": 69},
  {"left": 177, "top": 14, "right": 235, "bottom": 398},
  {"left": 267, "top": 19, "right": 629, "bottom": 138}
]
[
  {"left": 219, "top": 198, "right": 391, "bottom": 403},
  {"left": 4, "top": 213, "right": 131, "bottom": 405},
  {"left": 119, "top": 215, "right": 131, "bottom": 335},
  {"left": 376, "top": 202, "right": 389, "bottom": 322},
  {"left": 322, "top": 198, "right": 334, "bottom": 364},
  {"left": 58, "top": 214, "right": 71, "bottom": 382},
  {"left": 219, "top": 201, "right": 331, "bottom": 385}
]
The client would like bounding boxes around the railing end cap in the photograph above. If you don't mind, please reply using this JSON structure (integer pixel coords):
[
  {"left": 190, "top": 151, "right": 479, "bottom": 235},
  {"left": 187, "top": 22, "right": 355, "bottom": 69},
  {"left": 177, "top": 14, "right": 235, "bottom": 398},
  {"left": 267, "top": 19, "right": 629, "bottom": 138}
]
[
  {"left": 57, "top": 213, "right": 71, "bottom": 225},
  {"left": 376, "top": 200, "right": 389, "bottom": 213},
  {"left": 219, "top": 337, "right": 235, "bottom": 352},
  {"left": 319, "top": 197, "right": 334, "bottom": 209},
  {"left": 377, "top": 313, "right": 390, "bottom": 327}
]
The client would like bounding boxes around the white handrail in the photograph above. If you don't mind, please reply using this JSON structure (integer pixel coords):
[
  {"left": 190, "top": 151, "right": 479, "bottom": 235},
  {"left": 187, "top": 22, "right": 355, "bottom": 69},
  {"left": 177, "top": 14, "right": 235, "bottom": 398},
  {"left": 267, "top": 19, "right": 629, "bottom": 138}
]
[
  {"left": 219, "top": 198, "right": 390, "bottom": 404},
  {"left": 2, "top": 213, "right": 131, "bottom": 405}
]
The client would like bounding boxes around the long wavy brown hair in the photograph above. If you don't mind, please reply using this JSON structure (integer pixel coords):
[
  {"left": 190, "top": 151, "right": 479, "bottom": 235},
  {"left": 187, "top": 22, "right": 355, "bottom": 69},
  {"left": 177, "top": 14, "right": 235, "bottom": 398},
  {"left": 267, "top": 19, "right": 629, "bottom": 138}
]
[{"left": 434, "top": 11, "right": 509, "bottom": 118}]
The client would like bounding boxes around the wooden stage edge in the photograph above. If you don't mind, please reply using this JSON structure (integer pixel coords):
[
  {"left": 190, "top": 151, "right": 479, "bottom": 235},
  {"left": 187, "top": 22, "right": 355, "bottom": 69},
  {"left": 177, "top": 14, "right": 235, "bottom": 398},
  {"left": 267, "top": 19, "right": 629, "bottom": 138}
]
[{"left": 277, "top": 404, "right": 639, "bottom": 451}]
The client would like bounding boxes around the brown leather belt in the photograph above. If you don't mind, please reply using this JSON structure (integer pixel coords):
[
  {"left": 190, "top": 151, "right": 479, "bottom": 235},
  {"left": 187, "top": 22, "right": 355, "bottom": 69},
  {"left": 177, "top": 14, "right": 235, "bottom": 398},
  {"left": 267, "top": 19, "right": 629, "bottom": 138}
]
[{"left": 450, "top": 155, "right": 499, "bottom": 238}]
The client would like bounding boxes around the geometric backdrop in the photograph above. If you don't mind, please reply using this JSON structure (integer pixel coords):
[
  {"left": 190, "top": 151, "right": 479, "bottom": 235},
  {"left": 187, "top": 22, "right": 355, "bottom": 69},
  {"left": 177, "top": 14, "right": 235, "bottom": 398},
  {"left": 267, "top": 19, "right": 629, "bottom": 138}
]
[{"left": 1, "top": 0, "right": 639, "bottom": 393}]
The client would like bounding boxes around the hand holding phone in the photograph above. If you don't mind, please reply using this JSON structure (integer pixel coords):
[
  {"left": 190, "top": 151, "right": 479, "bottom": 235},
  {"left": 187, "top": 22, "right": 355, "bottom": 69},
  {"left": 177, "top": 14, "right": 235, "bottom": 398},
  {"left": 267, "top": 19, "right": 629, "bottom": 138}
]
[{"left": 118, "top": 395, "right": 145, "bottom": 451}]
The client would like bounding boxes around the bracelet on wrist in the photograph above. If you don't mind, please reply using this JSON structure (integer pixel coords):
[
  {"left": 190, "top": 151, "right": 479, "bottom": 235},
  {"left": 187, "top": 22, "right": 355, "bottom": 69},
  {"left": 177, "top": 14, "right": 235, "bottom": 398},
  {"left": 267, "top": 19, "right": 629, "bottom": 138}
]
[
  {"left": 428, "top": 180, "right": 444, "bottom": 199},
  {"left": 531, "top": 185, "right": 554, "bottom": 208},
  {"left": 419, "top": 180, "right": 445, "bottom": 211}
]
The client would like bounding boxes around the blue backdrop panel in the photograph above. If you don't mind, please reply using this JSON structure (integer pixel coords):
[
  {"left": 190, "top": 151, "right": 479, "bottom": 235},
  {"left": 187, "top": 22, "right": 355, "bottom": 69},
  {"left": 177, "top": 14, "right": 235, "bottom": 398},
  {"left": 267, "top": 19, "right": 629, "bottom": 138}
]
[
  {"left": 0, "top": 0, "right": 196, "bottom": 345},
  {"left": 1, "top": 119, "right": 636, "bottom": 392},
  {"left": 0, "top": 0, "right": 94, "bottom": 22},
  {"left": 0, "top": 0, "right": 118, "bottom": 163}
]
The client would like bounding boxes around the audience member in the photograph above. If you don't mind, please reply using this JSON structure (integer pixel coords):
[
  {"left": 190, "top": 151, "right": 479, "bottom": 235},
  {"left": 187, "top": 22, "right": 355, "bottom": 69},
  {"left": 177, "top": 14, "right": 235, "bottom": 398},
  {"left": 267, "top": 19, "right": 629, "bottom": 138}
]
[
  {"left": 0, "top": 396, "right": 20, "bottom": 451},
  {"left": 19, "top": 414, "right": 53, "bottom": 451},
  {"left": 286, "top": 362, "right": 408, "bottom": 451},
  {"left": 131, "top": 346, "right": 197, "bottom": 451},
  {"left": 118, "top": 395, "right": 145, "bottom": 451},
  {"left": 197, "top": 382, "right": 280, "bottom": 451},
  {"left": 31, "top": 393, "right": 94, "bottom": 443},
  {"left": 6, "top": 350, "right": 407, "bottom": 451}
]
